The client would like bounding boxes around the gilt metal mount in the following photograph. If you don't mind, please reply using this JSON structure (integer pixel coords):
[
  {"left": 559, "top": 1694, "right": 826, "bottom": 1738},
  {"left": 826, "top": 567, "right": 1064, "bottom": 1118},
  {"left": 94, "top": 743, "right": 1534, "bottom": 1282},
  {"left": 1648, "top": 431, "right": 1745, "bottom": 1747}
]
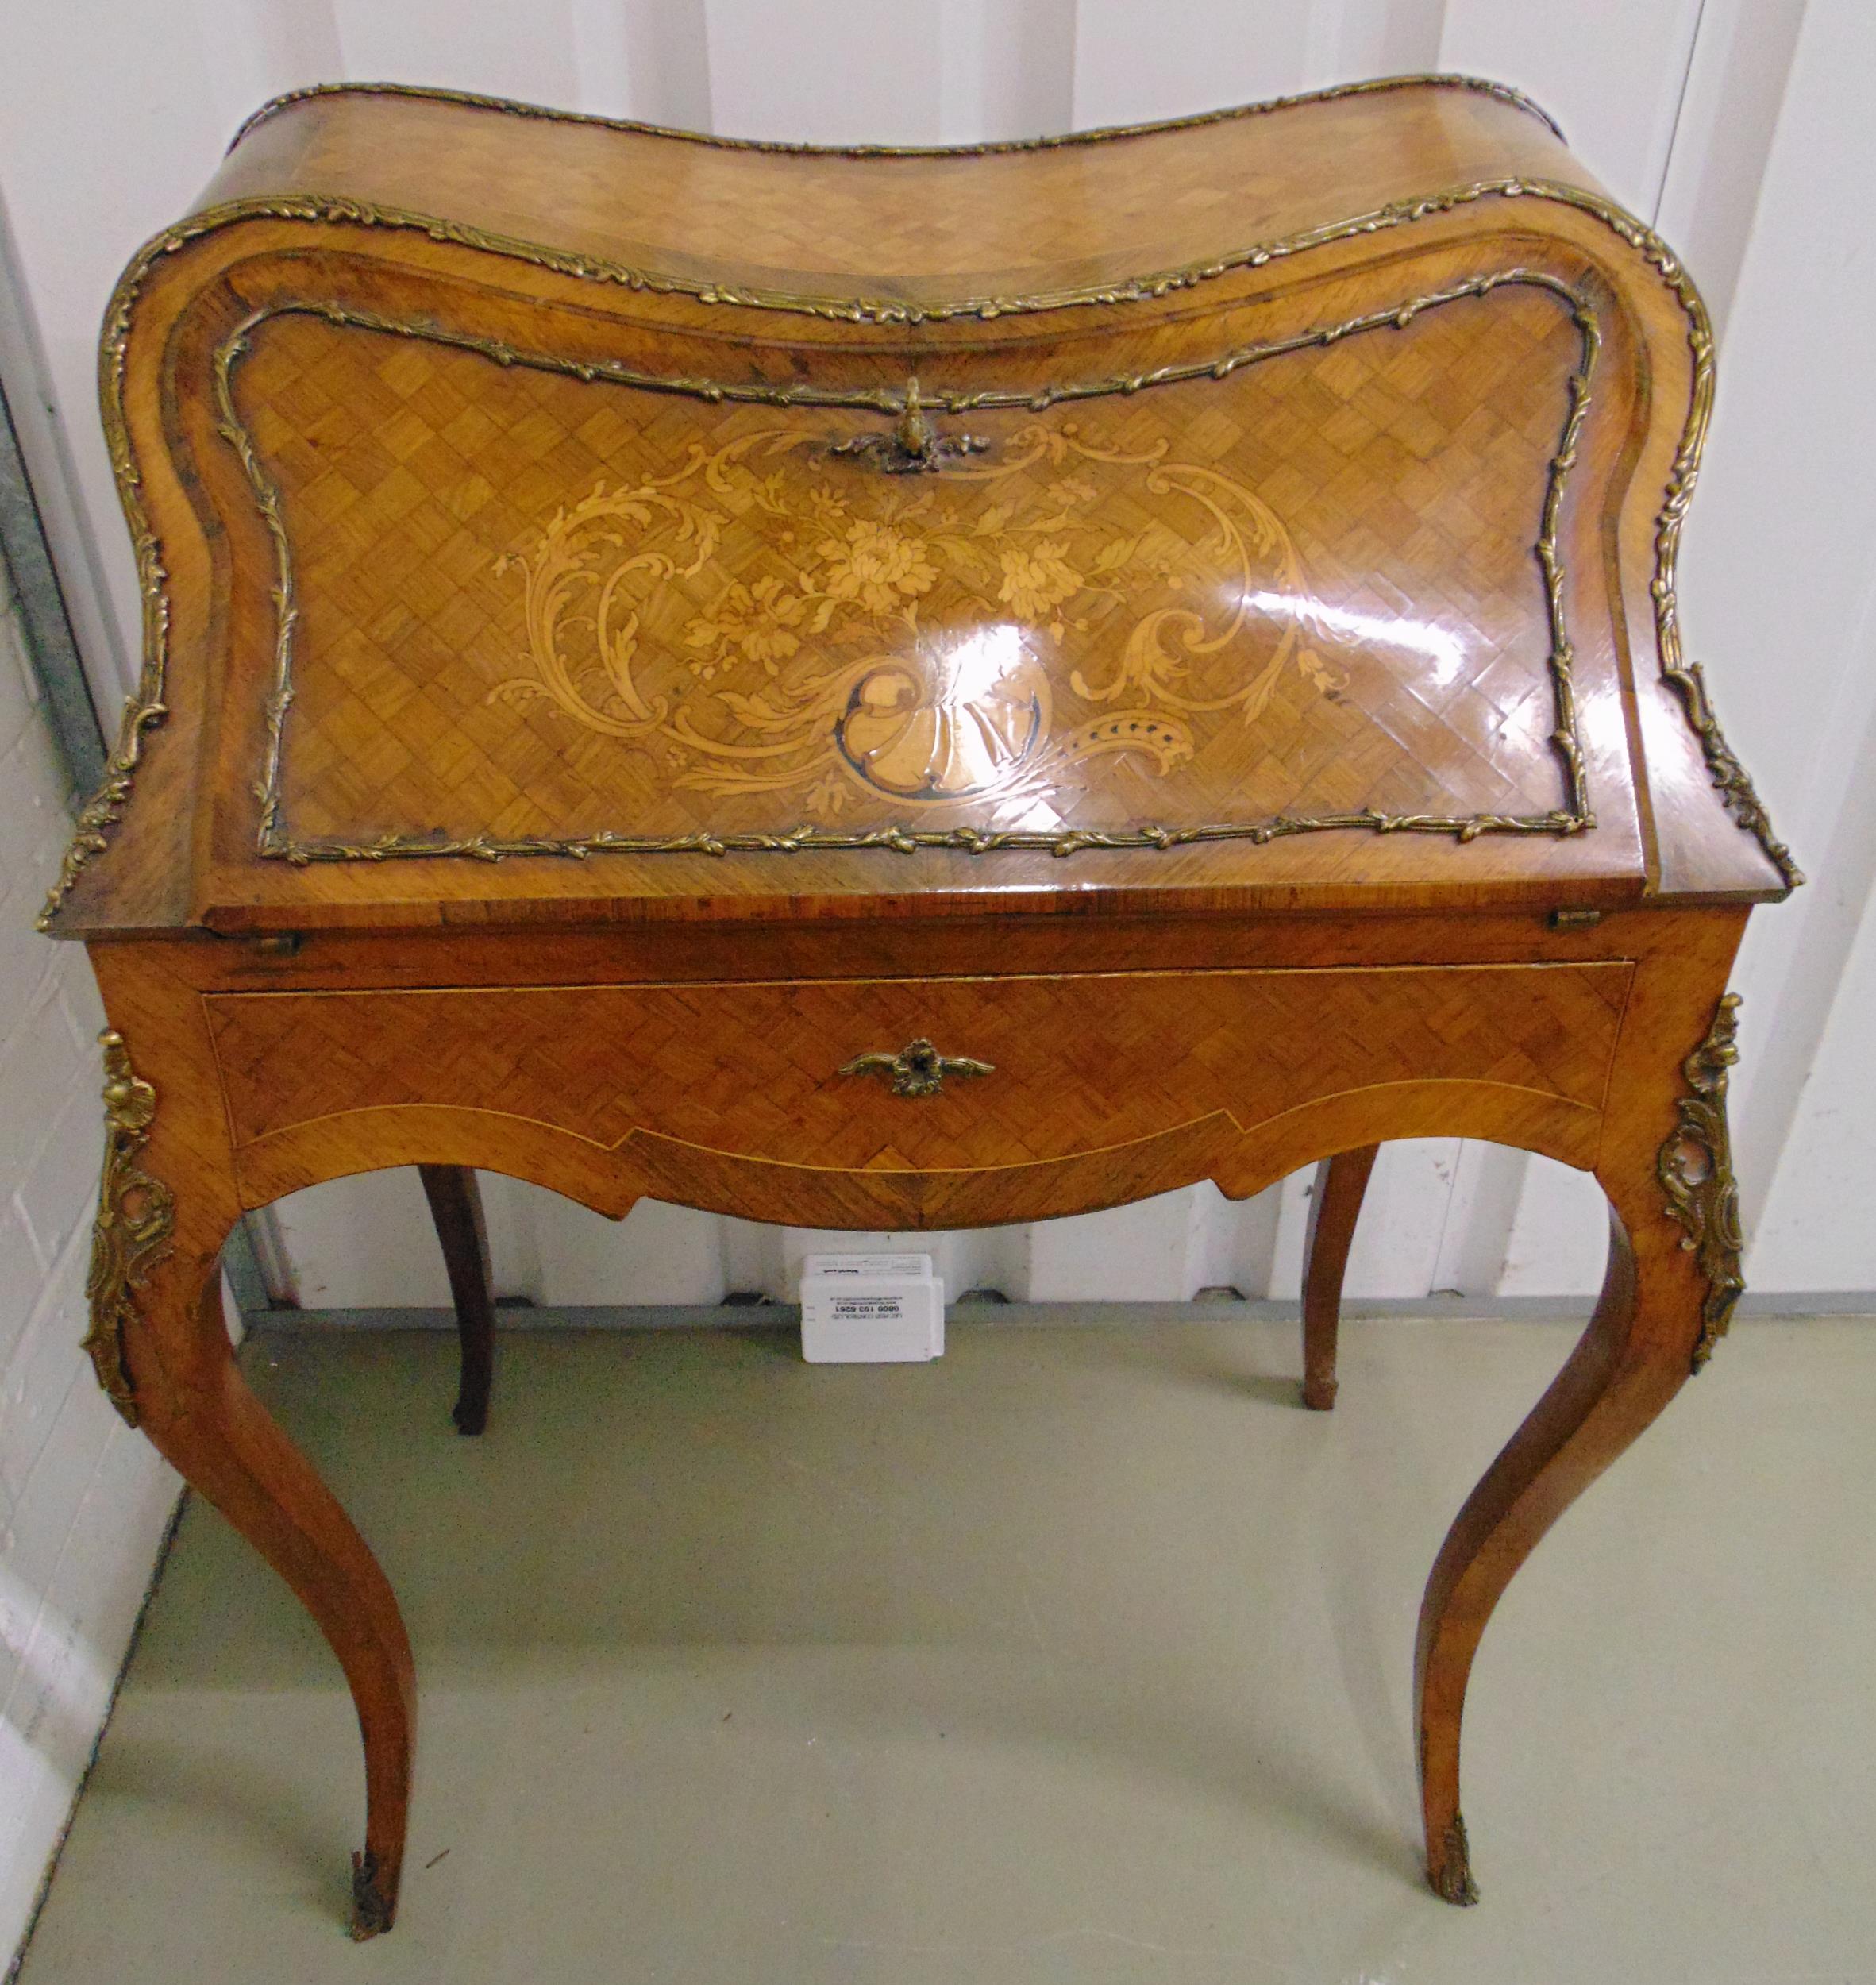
[
  {"left": 1658, "top": 992, "right": 1745, "bottom": 1371},
  {"left": 838, "top": 1037, "right": 995, "bottom": 1098},
  {"left": 830, "top": 377, "right": 989, "bottom": 473},
  {"left": 350, "top": 1850, "right": 394, "bottom": 1940},
  {"left": 82, "top": 1029, "right": 174, "bottom": 1426},
  {"left": 1431, "top": 1813, "right": 1481, "bottom": 1906}
]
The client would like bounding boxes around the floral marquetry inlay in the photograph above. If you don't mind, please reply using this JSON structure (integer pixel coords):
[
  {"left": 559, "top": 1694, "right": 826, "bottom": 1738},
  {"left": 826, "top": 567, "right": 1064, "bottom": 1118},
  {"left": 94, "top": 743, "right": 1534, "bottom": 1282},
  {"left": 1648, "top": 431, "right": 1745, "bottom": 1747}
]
[
  {"left": 491, "top": 424, "right": 1339, "bottom": 819},
  {"left": 224, "top": 274, "right": 1597, "bottom": 858}
]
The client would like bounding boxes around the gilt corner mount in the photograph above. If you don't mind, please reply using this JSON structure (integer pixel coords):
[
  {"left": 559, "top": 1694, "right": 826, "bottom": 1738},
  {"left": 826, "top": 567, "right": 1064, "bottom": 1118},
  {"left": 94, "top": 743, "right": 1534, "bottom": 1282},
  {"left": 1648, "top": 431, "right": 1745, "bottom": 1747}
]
[{"left": 81, "top": 1029, "right": 173, "bottom": 1428}]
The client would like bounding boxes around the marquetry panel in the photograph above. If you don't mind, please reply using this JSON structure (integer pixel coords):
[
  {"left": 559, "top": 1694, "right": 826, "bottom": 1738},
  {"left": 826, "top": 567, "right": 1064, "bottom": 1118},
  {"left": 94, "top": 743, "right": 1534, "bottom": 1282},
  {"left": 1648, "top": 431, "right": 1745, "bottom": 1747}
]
[
  {"left": 231, "top": 276, "right": 1586, "bottom": 855},
  {"left": 205, "top": 962, "right": 1631, "bottom": 1174}
]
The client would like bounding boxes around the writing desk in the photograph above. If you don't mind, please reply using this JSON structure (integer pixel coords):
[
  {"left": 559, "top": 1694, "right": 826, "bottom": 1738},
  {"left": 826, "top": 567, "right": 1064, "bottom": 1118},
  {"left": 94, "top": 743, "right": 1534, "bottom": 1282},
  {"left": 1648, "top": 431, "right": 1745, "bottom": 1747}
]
[{"left": 41, "top": 75, "right": 1793, "bottom": 1934}]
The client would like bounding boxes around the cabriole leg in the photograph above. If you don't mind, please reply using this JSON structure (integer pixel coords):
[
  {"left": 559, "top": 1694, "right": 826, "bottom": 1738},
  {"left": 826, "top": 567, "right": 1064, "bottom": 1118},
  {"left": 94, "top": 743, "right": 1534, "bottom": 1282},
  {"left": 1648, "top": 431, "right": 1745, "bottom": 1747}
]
[
  {"left": 1300, "top": 1144, "right": 1377, "bottom": 1409},
  {"left": 418, "top": 1163, "right": 496, "bottom": 1435},
  {"left": 85, "top": 1023, "right": 417, "bottom": 1937},
  {"left": 134, "top": 1279, "right": 418, "bottom": 1935},
  {"left": 1412, "top": 992, "right": 1743, "bottom": 1904}
]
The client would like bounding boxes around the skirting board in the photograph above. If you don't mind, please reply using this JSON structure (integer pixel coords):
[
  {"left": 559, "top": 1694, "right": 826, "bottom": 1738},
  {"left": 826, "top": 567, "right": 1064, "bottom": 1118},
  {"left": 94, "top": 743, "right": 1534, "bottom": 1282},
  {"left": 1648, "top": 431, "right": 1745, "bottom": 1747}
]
[{"left": 256, "top": 1291, "right": 1876, "bottom": 1332}]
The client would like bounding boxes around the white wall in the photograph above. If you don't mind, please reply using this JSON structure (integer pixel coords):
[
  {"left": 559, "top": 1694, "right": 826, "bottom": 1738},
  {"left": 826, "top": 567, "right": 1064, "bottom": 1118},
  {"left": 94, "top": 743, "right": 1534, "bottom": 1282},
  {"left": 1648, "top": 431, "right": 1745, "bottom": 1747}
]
[
  {"left": 0, "top": 0, "right": 1869, "bottom": 1337},
  {"left": 0, "top": 546, "right": 180, "bottom": 1962},
  {"left": 1699, "top": 0, "right": 1876, "bottom": 1291}
]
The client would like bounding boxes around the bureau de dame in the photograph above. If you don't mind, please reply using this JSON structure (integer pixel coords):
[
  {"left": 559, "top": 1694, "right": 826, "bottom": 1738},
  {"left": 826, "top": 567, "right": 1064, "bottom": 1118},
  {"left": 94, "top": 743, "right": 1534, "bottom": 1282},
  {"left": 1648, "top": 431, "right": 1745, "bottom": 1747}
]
[{"left": 39, "top": 74, "right": 1793, "bottom": 1935}]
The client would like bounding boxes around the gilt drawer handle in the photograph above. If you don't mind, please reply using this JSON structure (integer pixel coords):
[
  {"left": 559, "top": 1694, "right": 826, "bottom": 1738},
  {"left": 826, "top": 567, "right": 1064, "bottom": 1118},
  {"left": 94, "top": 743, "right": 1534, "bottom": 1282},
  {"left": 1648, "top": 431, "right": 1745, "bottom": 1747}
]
[{"left": 838, "top": 1037, "right": 996, "bottom": 1099}]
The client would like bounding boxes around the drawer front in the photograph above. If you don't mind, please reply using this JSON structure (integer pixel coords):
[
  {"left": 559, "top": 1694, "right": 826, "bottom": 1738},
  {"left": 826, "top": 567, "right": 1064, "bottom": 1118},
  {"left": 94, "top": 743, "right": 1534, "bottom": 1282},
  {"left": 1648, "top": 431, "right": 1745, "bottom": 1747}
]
[{"left": 205, "top": 964, "right": 1631, "bottom": 1174}]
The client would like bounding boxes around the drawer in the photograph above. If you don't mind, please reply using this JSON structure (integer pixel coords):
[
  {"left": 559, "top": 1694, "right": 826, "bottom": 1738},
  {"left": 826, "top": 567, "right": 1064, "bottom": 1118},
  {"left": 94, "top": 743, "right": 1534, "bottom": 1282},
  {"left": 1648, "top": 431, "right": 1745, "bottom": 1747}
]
[{"left": 204, "top": 964, "right": 1631, "bottom": 1175}]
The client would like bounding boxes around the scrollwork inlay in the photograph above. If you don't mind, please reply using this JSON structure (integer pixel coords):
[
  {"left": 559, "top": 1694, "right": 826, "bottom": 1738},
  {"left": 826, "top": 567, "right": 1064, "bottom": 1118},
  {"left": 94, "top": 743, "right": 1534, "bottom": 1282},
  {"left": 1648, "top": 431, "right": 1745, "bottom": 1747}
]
[{"left": 215, "top": 269, "right": 1597, "bottom": 860}]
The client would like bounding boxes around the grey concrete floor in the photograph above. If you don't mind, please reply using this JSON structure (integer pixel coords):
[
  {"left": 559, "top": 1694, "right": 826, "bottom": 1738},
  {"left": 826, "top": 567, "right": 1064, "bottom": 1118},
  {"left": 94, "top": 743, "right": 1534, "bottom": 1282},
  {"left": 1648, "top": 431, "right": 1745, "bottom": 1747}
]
[{"left": 17, "top": 1316, "right": 1876, "bottom": 1984}]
